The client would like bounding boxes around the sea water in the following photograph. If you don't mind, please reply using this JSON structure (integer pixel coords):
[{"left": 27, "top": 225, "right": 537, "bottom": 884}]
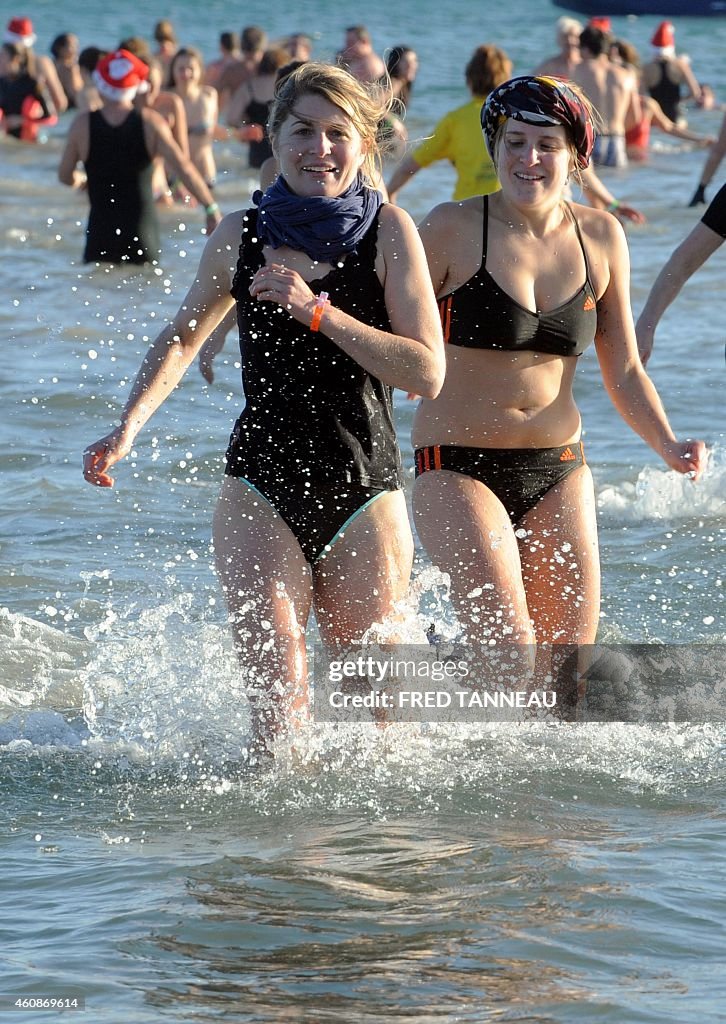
[{"left": 1, "top": 0, "right": 725, "bottom": 1020}]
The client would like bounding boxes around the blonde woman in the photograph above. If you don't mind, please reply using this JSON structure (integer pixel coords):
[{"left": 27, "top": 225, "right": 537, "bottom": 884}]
[{"left": 83, "top": 63, "right": 444, "bottom": 752}]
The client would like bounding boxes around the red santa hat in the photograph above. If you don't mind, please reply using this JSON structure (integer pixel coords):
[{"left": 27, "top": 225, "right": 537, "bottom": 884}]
[
  {"left": 92, "top": 49, "right": 150, "bottom": 102},
  {"left": 4, "top": 16, "right": 37, "bottom": 47},
  {"left": 651, "top": 21, "right": 675, "bottom": 48}
]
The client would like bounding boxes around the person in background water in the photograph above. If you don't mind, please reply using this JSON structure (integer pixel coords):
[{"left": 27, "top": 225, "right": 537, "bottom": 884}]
[
  {"left": 533, "top": 16, "right": 583, "bottom": 80},
  {"left": 572, "top": 24, "right": 639, "bottom": 168},
  {"left": 81, "top": 62, "right": 444, "bottom": 755},
  {"left": 76, "top": 46, "right": 105, "bottom": 112},
  {"left": 386, "top": 43, "right": 512, "bottom": 204},
  {"left": 380, "top": 45, "right": 418, "bottom": 154},
  {"left": 119, "top": 37, "right": 191, "bottom": 208},
  {"left": 153, "top": 19, "right": 178, "bottom": 79},
  {"left": 204, "top": 31, "right": 240, "bottom": 90},
  {"left": 411, "top": 76, "right": 705, "bottom": 684},
  {"left": 614, "top": 40, "right": 715, "bottom": 162},
  {"left": 338, "top": 25, "right": 386, "bottom": 83},
  {"left": 0, "top": 40, "right": 57, "bottom": 141},
  {"left": 50, "top": 33, "right": 83, "bottom": 109},
  {"left": 3, "top": 15, "right": 66, "bottom": 115},
  {"left": 58, "top": 49, "right": 221, "bottom": 265},
  {"left": 216, "top": 25, "right": 267, "bottom": 114},
  {"left": 167, "top": 46, "right": 220, "bottom": 187},
  {"left": 281, "top": 33, "right": 313, "bottom": 62},
  {"left": 637, "top": 183, "right": 726, "bottom": 366},
  {"left": 641, "top": 20, "right": 702, "bottom": 127},
  {"left": 226, "top": 45, "right": 290, "bottom": 169}
]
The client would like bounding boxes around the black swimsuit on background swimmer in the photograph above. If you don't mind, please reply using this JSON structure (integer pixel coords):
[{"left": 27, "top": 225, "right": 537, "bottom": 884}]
[
  {"left": 83, "top": 109, "right": 160, "bottom": 264},
  {"left": 225, "top": 207, "right": 403, "bottom": 564},
  {"left": 415, "top": 194, "right": 597, "bottom": 523}
]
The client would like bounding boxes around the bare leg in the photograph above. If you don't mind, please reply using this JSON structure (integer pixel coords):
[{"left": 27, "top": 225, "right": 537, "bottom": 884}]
[
  {"left": 213, "top": 476, "right": 313, "bottom": 750},
  {"left": 313, "top": 490, "right": 414, "bottom": 644},
  {"left": 313, "top": 491, "right": 414, "bottom": 725},
  {"left": 518, "top": 465, "right": 601, "bottom": 712},
  {"left": 413, "top": 471, "right": 535, "bottom": 646},
  {"left": 413, "top": 472, "right": 537, "bottom": 694}
]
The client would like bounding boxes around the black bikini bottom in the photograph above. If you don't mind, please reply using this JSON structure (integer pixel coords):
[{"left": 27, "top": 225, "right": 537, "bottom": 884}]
[
  {"left": 224, "top": 468, "right": 394, "bottom": 565},
  {"left": 414, "top": 442, "right": 586, "bottom": 525}
]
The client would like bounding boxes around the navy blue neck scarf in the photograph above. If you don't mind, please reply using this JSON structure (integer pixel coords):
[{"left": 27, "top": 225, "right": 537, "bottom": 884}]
[{"left": 252, "top": 175, "right": 383, "bottom": 263}]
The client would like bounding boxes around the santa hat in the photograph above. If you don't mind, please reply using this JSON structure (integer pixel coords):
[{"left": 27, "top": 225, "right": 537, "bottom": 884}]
[
  {"left": 651, "top": 21, "right": 675, "bottom": 48},
  {"left": 92, "top": 49, "right": 150, "bottom": 102},
  {"left": 4, "top": 16, "right": 37, "bottom": 47}
]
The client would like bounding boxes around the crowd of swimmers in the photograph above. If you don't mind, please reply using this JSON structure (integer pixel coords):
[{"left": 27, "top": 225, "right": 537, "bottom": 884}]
[{"left": 2, "top": 13, "right": 721, "bottom": 755}]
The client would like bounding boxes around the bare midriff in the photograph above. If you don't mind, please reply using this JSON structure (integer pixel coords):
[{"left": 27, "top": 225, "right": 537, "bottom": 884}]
[{"left": 412, "top": 345, "right": 582, "bottom": 449}]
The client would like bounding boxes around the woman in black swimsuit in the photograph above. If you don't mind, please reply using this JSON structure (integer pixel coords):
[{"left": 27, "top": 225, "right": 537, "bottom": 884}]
[
  {"left": 413, "top": 76, "right": 705, "bottom": 668},
  {"left": 82, "top": 63, "right": 444, "bottom": 754}
]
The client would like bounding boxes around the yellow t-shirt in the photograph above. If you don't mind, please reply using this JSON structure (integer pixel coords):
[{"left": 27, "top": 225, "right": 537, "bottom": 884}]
[{"left": 412, "top": 95, "right": 500, "bottom": 201}]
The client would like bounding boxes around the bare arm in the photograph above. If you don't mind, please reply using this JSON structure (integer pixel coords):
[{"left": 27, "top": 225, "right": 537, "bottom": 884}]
[
  {"left": 580, "top": 164, "right": 645, "bottom": 224},
  {"left": 249, "top": 204, "right": 445, "bottom": 398},
  {"left": 594, "top": 216, "right": 706, "bottom": 478},
  {"left": 678, "top": 57, "right": 703, "bottom": 104},
  {"left": 83, "top": 214, "right": 242, "bottom": 487},
  {"left": 692, "top": 112, "right": 726, "bottom": 200},
  {"left": 38, "top": 55, "right": 67, "bottom": 115},
  {"left": 142, "top": 109, "right": 222, "bottom": 232},
  {"left": 58, "top": 114, "right": 87, "bottom": 187},
  {"left": 635, "top": 221, "right": 723, "bottom": 365},
  {"left": 385, "top": 154, "right": 422, "bottom": 206}
]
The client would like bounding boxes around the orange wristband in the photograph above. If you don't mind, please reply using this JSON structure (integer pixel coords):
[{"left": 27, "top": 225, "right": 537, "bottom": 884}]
[{"left": 310, "top": 291, "right": 329, "bottom": 332}]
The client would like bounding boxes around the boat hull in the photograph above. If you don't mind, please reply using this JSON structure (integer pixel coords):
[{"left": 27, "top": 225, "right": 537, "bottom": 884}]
[{"left": 553, "top": 0, "right": 726, "bottom": 15}]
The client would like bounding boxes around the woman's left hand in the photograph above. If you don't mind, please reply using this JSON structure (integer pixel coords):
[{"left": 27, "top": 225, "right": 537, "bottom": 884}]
[
  {"left": 661, "top": 439, "right": 708, "bottom": 480},
  {"left": 249, "top": 263, "right": 317, "bottom": 324}
]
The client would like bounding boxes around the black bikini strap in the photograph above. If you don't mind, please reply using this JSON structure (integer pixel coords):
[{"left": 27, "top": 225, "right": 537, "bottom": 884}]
[
  {"left": 482, "top": 194, "right": 489, "bottom": 266},
  {"left": 566, "top": 202, "right": 595, "bottom": 293}
]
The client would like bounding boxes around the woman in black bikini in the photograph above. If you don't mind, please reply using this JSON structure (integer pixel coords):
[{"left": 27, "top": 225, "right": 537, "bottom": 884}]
[
  {"left": 413, "top": 76, "right": 705, "bottom": 663},
  {"left": 82, "top": 62, "right": 444, "bottom": 753}
]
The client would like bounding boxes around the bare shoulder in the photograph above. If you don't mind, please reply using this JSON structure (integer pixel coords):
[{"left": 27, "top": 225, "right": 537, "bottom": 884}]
[
  {"left": 571, "top": 201, "right": 625, "bottom": 247},
  {"left": 418, "top": 198, "right": 481, "bottom": 239},
  {"left": 141, "top": 105, "right": 168, "bottom": 132},
  {"left": 377, "top": 203, "right": 425, "bottom": 262}
]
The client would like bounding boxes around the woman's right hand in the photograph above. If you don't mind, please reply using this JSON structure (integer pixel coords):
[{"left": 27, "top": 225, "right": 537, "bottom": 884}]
[{"left": 83, "top": 426, "right": 132, "bottom": 488}]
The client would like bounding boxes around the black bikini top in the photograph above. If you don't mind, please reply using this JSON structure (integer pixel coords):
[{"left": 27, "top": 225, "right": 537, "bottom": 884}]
[{"left": 438, "top": 195, "right": 597, "bottom": 357}]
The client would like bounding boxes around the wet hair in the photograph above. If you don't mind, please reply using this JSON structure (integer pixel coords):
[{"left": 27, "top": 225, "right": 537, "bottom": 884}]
[
  {"left": 220, "top": 31, "right": 238, "bottom": 54},
  {"left": 386, "top": 45, "right": 414, "bottom": 80},
  {"left": 2, "top": 40, "right": 33, "bottom": 76},
  {"left": 579, "top": 26, "right": 608, "bottom": 57},
  {"left": 78, "top": 46, "right": 107, "bottom": 75},
  {"left": 50, "top": 33, "right": 76, "bottom": 60},
  {"left": 346, "top": 26, "right": 371, "bottom": 44},
  {"left": 614, "top": 39, "right": 640, "bottom": 69},
  {"left": 258, "top": 46, "right": 291, "bottom": 77},
  {"left": 241, "top": 26, "right": 266, "bottom": 54},
  {"left": 267, "top": 61, "right": 392, "bottom": 182},
  {"left": 168, "top": 45, "right": 204, "bottom": 88},
  {"left": 154, "top": 20, "right": 177, "bottom": 46},
  {"left": 118, "top": 37, "right": 153, "bottom": 64},
  {"left": 386, "top": 46, "right": 416, "bottom": 111},
  {"left": 465, "top": 44, "right": 512, "bottom": 97}
]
